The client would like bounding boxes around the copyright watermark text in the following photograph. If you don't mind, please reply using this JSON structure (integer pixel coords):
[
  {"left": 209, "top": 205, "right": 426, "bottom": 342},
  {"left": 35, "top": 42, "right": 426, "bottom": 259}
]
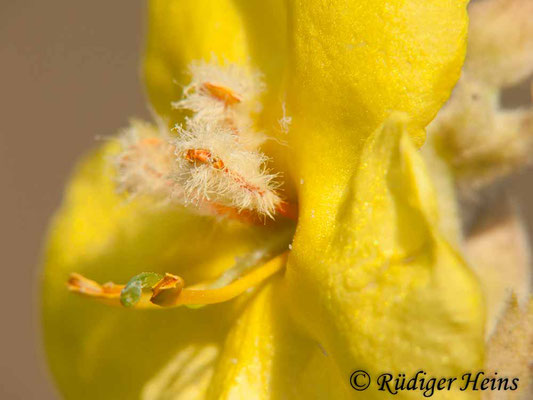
[{"left": 349, "top": 370, "right": 519, "bottom": 397}]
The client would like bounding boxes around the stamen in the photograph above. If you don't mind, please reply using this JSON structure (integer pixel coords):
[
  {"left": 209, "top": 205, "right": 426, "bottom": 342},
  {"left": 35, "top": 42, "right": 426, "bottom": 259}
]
[
  {"left": 114, "top": 61, "right": 297, "bottom": 221},
  {"left": 183, "top": 146, "right": 298, "bottom": 221},
  {"left": 67, "top": 253, "right": 288, "bottom": 309},
  {"left": 67, "top": 274, "right": 157, "bottom": 309},
  {"left": 208, "top": 227, "right": 294, "bottom": 289},
  {"left": 153, "top": 252, "right": 287, "bottom": 307},
  {"left": 151, "top": 273, "right": 185, "bottom": 300},
  {"left": 67, "top": 273, "right": 122, "bottom": 298},
  {"left": 202, "top": 82, "right": 242, "bottom": 106},
  {"left": 114, "top": 122, "right": 179, "bottom": 199},
  {"left": 184, "top": 149, "right": 226, "bottom": 170},
  {"left": 183, "top": 147, "right": 267, "bottom": 196}
]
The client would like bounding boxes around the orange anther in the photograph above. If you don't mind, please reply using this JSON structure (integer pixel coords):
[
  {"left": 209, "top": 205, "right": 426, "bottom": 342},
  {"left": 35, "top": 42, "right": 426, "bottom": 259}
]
[
  {"left": 212, "top": 158, "right": 225, "bottom": 170},
  {"left": 151, "top": 273, "right": 185, "bottom": 306},
  {"left": 185, "top": 149, "right": 212, "bottom": 163},
  {"left": 185, "top": 149, "right": 225, "bottom": 170},
  {"left": 203, "top": 82, "right": 242, "bottom": 106}
]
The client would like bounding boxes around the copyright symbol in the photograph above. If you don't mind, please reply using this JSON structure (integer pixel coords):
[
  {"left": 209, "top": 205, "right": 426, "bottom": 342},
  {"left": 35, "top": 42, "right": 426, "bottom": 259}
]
[{"left": 350, "top": 370, "right": 371, "bottom": 391}]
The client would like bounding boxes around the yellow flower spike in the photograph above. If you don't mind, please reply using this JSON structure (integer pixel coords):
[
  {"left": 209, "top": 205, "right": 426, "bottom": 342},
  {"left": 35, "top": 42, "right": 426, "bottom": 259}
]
[{"left": 286, "top": 115, "right": 485, "bottom": 398}]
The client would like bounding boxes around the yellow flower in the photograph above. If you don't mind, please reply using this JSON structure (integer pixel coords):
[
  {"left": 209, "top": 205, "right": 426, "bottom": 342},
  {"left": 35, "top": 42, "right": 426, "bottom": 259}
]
[{"left": 42, "top": 1, "right": 487, "bottom": 399}]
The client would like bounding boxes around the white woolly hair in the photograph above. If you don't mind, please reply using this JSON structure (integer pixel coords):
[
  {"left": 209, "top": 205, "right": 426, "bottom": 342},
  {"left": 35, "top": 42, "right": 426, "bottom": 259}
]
[
  {"left": 112, "top": 60, "right": 284, "bottom": 219},
  {"left": 114, "top": 121, "right": 183, "bottom": 202},
  {"left": 172, "top": 59, "right": 266, "bottom": 149},
  {"left": 184, "top": 58, "right": 265, "bottom": 104},
  {"left": 173, "top": 118, "right": 282, "bottom": 218}
]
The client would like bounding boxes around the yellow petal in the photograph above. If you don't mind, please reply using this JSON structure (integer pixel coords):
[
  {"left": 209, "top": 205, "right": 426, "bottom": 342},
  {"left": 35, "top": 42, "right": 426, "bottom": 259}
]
[
  {"left": 144, "top": 0, "right": 249, "bottom": 121},
  {"left": 287, "top": 115, "right": 485, "bottom": 398},
  {"left": 144, "top": 0, "right": 288, "bottom": 121},
  {"left": 42, "top": 137, "right": 288, "bottom": 398},
  {"left": 286, "top": 0, "right": 468, "bottom": 200},
  {"left": 141, "top": 344, "right": 219, "bottom": 400},
  {"left": 207, "top": 277, "right": 352, "bottom": 400},
  {"left": 207, "top": 279, "right": 278, "bottom": 399}
]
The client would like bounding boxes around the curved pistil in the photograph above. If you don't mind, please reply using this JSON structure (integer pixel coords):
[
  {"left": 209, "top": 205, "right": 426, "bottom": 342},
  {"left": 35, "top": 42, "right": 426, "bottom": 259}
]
[{"left": 67, "top": 252, "right": 288, "bottom": 309}]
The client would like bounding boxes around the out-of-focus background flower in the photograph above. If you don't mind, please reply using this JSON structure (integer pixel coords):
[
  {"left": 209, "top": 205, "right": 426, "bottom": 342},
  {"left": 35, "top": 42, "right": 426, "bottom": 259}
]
[{"left": 0, "top": 1, "right": 530, "bottom": 398}]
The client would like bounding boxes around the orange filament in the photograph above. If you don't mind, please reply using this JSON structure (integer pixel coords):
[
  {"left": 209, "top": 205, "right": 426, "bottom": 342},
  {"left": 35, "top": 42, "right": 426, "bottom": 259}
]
[
  {"left": 184, "top": 149, "right": 298, "bottom": 221},
  {"left": 67, "top": 253, "right": 288, "bottom": 308},
  {"left": 202, "top": 82, "right": 242, "bottom": 106},
  {"left": 184, "top": 148, "right": 265, "bottom": 195}
]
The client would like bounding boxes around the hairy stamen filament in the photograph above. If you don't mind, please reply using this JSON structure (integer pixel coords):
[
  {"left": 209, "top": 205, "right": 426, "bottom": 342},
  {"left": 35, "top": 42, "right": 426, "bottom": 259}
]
[
  {"left": 184, "top": 148, "right": 297, "bottom": 220},
  {"left": 184, "top": 148, "right": 266, "bottom": 195},
  {"left": 115, "top": 61, "right": 297, "bottom": 221}
]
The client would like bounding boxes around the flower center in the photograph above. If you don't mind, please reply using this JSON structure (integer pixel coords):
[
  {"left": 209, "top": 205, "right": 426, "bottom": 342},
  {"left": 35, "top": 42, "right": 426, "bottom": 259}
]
[
  {"left": 115, "top": 59, "right": 296, "bottom": 222},
  {"left": 68, "top": 60, "right": 296, "bottom": 309}
]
